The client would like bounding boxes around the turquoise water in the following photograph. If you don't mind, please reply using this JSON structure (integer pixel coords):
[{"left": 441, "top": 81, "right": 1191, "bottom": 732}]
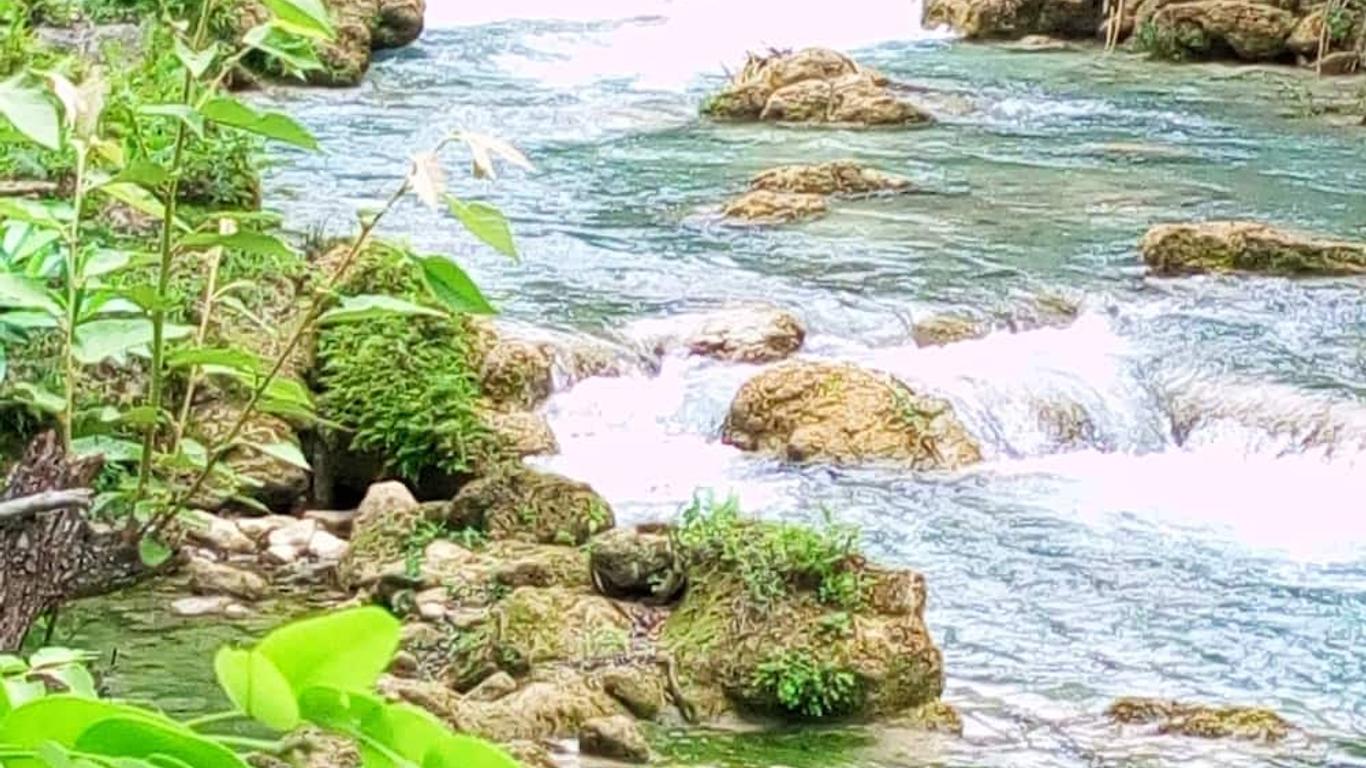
[{"left": 79, "top": 5, "right": 1366, "bottom": 766}]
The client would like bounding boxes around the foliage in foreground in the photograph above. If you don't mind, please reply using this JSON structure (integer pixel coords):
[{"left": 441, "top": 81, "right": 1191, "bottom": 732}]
[{"left": 0, "top": 606, "right": 519, "bottom": 767}]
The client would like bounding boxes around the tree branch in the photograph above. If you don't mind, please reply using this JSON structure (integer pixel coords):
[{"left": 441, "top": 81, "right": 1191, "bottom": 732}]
[{"left": 0, "top": 490, "right": 94, "bottom": 524}]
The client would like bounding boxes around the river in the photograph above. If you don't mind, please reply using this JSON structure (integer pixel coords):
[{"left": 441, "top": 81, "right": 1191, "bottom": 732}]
[{"left": 77, "top": 1, "right": 1366, "bottom": 765}]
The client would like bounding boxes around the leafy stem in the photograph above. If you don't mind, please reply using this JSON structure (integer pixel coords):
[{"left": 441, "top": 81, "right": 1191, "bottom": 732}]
[
  {"left": 135, "top": 0, "right": 217, "bottom": 501},
  {"left": 60, "top": 142, "right": 89, "bottom": 451},
  {"left": 182, "top": 708, "right": 245, "bottom": 730}
]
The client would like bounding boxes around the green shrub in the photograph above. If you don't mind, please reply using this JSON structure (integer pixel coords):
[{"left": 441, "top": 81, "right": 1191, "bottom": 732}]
[
  {"left": 316, "top": 245, "right": 498, "bottom": 481},
  {"left": 674, "top": 494, "right": 865, "bottom": 610},
  {"left": 753, "top": 650, "right": 864, "bottom": 719}
]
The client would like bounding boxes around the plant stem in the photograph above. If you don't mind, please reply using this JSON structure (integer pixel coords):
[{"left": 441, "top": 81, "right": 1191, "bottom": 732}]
[
  {"left": 183, "top": 709, "right": 245, "bottom": 729},
  {"left": 60, "top": 144, "right": 88, "bottom": 452},
  {"left": 134, "top": 0, "right": 216, "bottom": 501},
  {"left": 144, "top": 179, "right": 411, "bottom": 538},
  {"left": 172, "top": 234, "right": 224, "bottom": 449}
]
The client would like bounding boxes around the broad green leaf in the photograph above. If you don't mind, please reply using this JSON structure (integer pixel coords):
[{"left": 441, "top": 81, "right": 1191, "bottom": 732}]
[
  {"left": 75, "top": 717, "right": 250, "bottom": 768},
  {"left": 213, "top": 648, "right": 299, "bottom": 731},
  {"left": 3, "top": 676, "right": 46, "bottom": 709},
  {"left": 83, "top": 249, "right": 133, "bottom": 279},
  {"left": 0, "top": 654, "right": 28, "bottom": 674},
  {"left": 11, "top": 382, "right": 65, "bottom": 414},
  {"left": 1, "top": 221, "right": 61, "bottom": 264},
  {"left": 255, "top": 607, "right": 400, "bottom": 696},
  {"left": 73, "top": 319, "right": 193, "bottom": 365},
  {"left": 241, "top": 24, "right": 324, "bottom": 76},
  {"left": 424, "top": 731, "right": 522, "bottom": 768},
  {"left": 96, "top": 183, "right": 189, "bottom": 231},
  {"left": 137, "top": 104, "right": 204, "bottom": 140},
  {"left": 173, "top": 38, "right": 218, "bottom": 78},
  {"left": 71, "top": 436, "right": 143, "bottom": 462},
  {"left": 137, "top": 536, "right": 173, "bottom": 568},
  {"left": 260, "top": 0, "right": 335, "bottom": 39},
  {"left": 0, "top": 310, "right": 56, "bottom": 330},
  {"left": 107, "top": 161, "right": 171, "bottom": 190},
  {"left": 319, "top": 294, "right": 445, "bottom": 325},
  {"left": 179, "top": 230, "right": 296, "bottom": 260},
  {"left": 410, "top": 254, "right": 495, "bottom": 315},
  {"left": 0, "top": 272, "right": 62, "bottom": 317},
  {"left": 27, "top": 649, "right": 92, "bottom": 668},
  {"left": 200, "top": 98, "right": 318, "bottom": 151},
  {"left": 297, "top": 686, "right": 388, "bottom": 733},
  {"left": 445, "top": 197, "right": 517, "bottom": 260},
  {"left": 246, "top": 439, "right": 310, "bottom": 470},
  {"left": 0, "top": 197, "right": 73, "bottom": 228},
  {"left": 37, "top": 741, "right": 76, "bottom": 768},
  {"left": 0, "top": 696, "right": 132, "bottom": 747},
  {"left": 168, "top": 346, "right": 264, "bottom": 374},
  {"left": 0, "top": 75, "right": 60, "bottom": 150}
]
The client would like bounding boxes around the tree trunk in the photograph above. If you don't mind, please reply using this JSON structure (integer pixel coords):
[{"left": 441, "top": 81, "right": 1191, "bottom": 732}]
[{"left": 0, "top": 432, "right": 147, "bottom": 650}]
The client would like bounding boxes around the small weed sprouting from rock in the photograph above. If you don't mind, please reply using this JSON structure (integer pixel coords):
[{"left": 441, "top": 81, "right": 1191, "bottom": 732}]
[
  {"left": 402, "top": 519, "right": 488, "bottom": 578},
  {"left": 674, "top": 493, "right": 865, "bottom": 610},
  {"left": 753, "top": 650, "right": 863, "bottom": 719}
]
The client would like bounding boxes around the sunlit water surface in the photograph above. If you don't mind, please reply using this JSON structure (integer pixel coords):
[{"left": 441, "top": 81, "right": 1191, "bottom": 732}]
[{"left": 75, "top": 1, "right": 1366, "bottom": 765}]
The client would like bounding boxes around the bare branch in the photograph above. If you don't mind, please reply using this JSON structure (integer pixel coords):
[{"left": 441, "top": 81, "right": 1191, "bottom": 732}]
[{"left": 0, "top": 489, "right": 94, "bottom": 523}]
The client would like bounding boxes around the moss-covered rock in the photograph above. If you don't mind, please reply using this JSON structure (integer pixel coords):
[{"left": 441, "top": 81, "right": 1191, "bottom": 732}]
[
  {"left": 1141, "top": 220, "right": 1366, "bottom": 276},
  {"left": 1146, "top": 1, "right": 1298, "bottom": 60},
  {"left": 579, "top": 715, "right": 651, "bottom": 764},
  {"left": 337, "top": 481, "right": 422, "bottom": 588},
  {"left": 703, "top": 48, "right": 931, "bottom": 126},
  {"left": 599, "top": 666, "right": 667, "bottom": 720},
  {"left": 233, "top": 0, "right": 426, "bottom": 87},
  {"left": 1107, "top": 697, "right": 1292, "bottom": 742},
  {"left": 448, "top": 465, "right": 614, "bottom": 545},
  {"left": 495, "top": 586, "right": 633, "bottom": 665},
  {"left": 922, "top": 0, "right": 1103, "bottom": 39},
  {"left": 589, "top": 527, "right": 686, "bottom": 603},
  {"left": 722, "top": 361, "right": 982, "bottom": 469}
]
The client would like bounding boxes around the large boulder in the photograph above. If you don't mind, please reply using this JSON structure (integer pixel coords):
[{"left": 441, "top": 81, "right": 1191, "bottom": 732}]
[
  {"left": 923, "top": 0, "right": 1103, "bottom": 38},
  {"left": 579, "top": 716, "right": 651, "bottom": 764},
  {"left": 494, "top": 587, "right": 633, "bottom": 665},
  {"left": 721, "top": 361, "right": 982, "bottom": 469},
  {"left": 749, "top": 162, "right": 912, "bottom": 197},
  {"left": 1146, "top": 1, "right": 1298, "bottom": 60},
  {"left": 373, "top": 0, "right": 425, "bottom": 49},
  {"left": 703, "top": 49, "right": 931, "bottom": 126},
  {"left": 447, "top": 466, "right": 614, "bottom": 545},
  {"left": 1107, "top": 698, "right": 1292, "bottom": 742},
  {"left": 663, "top": 540, "right": 946, "bottom": 721},
  {"left": 1141, "top": 220, "right": 1366, "bottom": 276}
]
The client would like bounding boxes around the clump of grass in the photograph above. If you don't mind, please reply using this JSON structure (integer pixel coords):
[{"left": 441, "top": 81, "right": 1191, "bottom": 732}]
[
  {"left": 673, "top": 493, "right": 865, "bottom": 610},
  {"left": 752, "top": 650, "right": 864, "bottom": 719}
]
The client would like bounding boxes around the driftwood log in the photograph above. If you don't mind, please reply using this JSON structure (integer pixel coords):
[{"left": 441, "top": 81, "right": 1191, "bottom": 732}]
[{"left": 0, "top": 432, "right": 148, "bottom": 650}]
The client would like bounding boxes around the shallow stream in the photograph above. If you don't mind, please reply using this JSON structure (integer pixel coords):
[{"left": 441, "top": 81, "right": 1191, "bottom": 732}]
[{"left": 70, "top": 1, "right": 1366, "bottom": 765}]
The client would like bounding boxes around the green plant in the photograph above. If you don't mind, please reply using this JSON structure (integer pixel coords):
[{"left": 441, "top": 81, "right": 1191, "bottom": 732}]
[
  {"left": 674, "top": 494, "right": 865, "bottom": 610},
  {"left": 1132, "top": 19, "right": 1206, "bottom": 61},
  {"left": 752, "top": 650, "right": 862, "bottom": 719},
  {"left": 0, "top": 0, "right": 529, "bottom": 574},
  {"left": 0, "top": 606, "right": 519, "bottom": 767}
]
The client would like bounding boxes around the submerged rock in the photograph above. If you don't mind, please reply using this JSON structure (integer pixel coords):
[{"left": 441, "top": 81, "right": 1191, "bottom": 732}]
[
  {"left": 448, "top": 465, "right": 614, "bottom": 545},
  {"left": 579, "top": 715, "right": 651, "bottom": 764},
  {"left": 1141, "top": 220, "right": 1366, "bottom": 276},
  {"left": 632, "top": 305, "right": 807, "bottom": 364},
  {"left": 922, "top": 0, "right": 1103, "bottom": 39},
  {"left": 748, "top": 162, "right": 912, "bottom": 197},
  {"left": 722, "top": 190, "right": 829, "bottom": 223},
  {"left": 1107, "top": 698, "right": 1292, "bottom": 742},
  {"left": 703, "top": 48, "right": 931, "bottom": 126},
  {"left": 722, "top": 361, "right": 982, "bottom": 469}
]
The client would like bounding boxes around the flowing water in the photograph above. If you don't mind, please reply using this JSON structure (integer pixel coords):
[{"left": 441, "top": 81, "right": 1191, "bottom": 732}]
[{"left": 76, "top": 1, "right": 1366, "bottom": 765}]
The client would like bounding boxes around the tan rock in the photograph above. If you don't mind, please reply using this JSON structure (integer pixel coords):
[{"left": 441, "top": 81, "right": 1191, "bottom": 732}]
[
  {"left": 1141, "top": 220, "right": 1366, "bottom": 276},
  {"left": 579, "top": 716, "right": 650, "bottom": 764},
  {"left": 749, "top": 162, "right": 912, "bottom": 197},
  {"left": 484, "top": 410, "right": 559, "bottom": 456},
  {"left": 186, "top": 513, "right": 257, "bottom": 556},
  {"left": 337, "top": 481, "right": 422, "bottom": 588},
  {"left": 1107, "top": 697, "right": 1292, "bottom": 742},
  {"left": 373, "top": 0, "right": 425, "bottom": 49},
  {"left": 1148, "top": 1, "right": 1298, "bottom": 61},
  {"left": 666, "top": 306, "right": 807, "bottom": 363},
  {"left": 187, "top": 558, "right": 269, "bottom": 601},
  {"left": 465, "top": 671, "right": 518, "bottom": 702},
  {"left": 722, "top": 190, "right": 829, "bottom": 223},
  {"left": 721, "top": 361, "right": 982, "bottom": 469},
  {"left": 450, "top": 466, "right": 614, "bottom": 546}
]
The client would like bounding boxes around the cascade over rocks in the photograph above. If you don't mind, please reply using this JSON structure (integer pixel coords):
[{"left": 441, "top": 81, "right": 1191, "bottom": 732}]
[
  {"left": 703, "top": 48, "right": 933, "bottom": 126},
  {"left": 923, "top": 0, "right": 1104, "bottom": 39},
  {"left": 722, "top": 361, "right": 983, "bottom": 469},
  {"left": 1141, "top": 220, "right": 1366, "bottom": 276}
]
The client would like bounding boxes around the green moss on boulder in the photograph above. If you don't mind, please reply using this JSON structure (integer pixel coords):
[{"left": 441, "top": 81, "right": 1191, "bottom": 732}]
[
  {"left": 448, "top": 465, "right": 614, "bottom": 545},
  {"left": 1107, "top": 697, "right": 1292, "bottom": 742},
  {"left": 1141, "top": 220, "right": 1366, "bottom": 276}
]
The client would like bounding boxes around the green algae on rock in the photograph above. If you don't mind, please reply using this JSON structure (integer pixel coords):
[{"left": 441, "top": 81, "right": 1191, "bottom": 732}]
[
  {"left": 1141, "top": 220, "right": 1366, "bottom": 276},
  {"left": 721, "top": 361, "right": 983, "bottom": 469},
  {"left": 448, "top": 464, "right": 615, "bottom": 545},
  {"left": 1107, "top": 697, "right": 1293, "bottom": 742}
]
